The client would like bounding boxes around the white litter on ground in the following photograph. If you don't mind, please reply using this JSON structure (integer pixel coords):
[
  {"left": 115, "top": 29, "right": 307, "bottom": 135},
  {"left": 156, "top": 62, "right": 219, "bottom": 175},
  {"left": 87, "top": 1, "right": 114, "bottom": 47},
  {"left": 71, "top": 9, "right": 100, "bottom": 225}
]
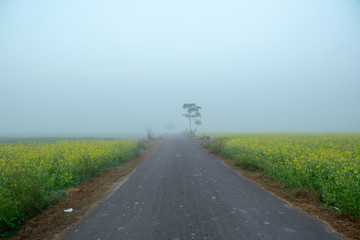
[{"left": 64, "top": 208, "right": 73, "bottom": 213}]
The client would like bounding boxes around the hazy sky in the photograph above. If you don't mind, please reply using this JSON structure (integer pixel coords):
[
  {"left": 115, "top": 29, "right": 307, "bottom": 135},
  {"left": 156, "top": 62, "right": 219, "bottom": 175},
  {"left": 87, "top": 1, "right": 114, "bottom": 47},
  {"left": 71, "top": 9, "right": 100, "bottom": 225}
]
[{"left": 1, "top": 0, "right": 360, "bottom": 137}]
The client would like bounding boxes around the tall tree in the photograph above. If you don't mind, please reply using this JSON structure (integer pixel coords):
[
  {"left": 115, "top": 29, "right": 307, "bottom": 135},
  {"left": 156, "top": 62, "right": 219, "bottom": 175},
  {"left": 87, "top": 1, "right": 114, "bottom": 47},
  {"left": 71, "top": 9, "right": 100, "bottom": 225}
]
[{"left": 182, "top": 103, "right": 202, "bottom": 133}]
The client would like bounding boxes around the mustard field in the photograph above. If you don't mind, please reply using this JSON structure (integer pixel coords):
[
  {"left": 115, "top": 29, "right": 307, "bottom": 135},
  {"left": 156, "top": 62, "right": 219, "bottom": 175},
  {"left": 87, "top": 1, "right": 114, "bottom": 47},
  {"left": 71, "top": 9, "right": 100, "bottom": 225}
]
[
  {"left": 201, "top": 133, "right": 360, "bottom": 217},
  {"left": 0, "top": 138, "right": 139, "bottom": 236}
]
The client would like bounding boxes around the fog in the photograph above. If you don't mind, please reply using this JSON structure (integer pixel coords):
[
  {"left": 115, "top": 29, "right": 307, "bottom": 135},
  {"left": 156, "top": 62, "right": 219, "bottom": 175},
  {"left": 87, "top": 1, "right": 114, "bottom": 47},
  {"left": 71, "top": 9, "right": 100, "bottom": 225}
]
[{"left": 1, "top": 0, "right": 360, "bottom": 137}]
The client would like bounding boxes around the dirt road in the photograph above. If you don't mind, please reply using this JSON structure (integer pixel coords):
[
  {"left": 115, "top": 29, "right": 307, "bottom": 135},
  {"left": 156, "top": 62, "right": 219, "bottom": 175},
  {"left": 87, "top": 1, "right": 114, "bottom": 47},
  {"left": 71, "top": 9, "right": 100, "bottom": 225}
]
[{"left": 64, "top": 135, "right": 341, "bottom": 240}]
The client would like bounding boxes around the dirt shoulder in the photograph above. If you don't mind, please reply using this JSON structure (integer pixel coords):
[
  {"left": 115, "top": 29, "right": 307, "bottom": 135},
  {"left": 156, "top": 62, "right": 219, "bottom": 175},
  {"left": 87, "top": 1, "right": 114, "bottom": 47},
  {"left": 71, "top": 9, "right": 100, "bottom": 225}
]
[
  {"left": 197, "top": 140, "right": 360, "bottom": 240},
  {"left": 8, "top": 139, "right": 161, "bottom": 240}
]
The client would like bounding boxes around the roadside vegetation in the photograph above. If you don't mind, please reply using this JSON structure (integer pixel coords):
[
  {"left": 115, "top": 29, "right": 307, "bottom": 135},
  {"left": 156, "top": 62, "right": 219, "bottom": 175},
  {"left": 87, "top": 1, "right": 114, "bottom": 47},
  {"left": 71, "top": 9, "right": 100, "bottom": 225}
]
[
  {"left": 199, "top": 133, "right": 360, "bottom": 218},
  {"left": 0, "top": 138, "right": 141, "bottom": 237}
]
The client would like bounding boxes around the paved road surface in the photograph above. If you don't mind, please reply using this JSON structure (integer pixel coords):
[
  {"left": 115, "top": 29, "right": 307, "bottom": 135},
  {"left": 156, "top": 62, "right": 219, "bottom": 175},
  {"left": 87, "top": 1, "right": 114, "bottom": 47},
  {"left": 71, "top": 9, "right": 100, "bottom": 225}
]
[{"left": 65, "top": 135, "right": 341, "bottom": 240}]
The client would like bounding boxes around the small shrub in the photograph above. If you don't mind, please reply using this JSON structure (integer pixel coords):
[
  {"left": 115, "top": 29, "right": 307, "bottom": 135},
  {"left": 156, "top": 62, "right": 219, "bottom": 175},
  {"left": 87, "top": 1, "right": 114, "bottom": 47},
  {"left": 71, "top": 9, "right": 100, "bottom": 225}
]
[{"left": 203, "top": 138, "right": 224, "bottom": 154}]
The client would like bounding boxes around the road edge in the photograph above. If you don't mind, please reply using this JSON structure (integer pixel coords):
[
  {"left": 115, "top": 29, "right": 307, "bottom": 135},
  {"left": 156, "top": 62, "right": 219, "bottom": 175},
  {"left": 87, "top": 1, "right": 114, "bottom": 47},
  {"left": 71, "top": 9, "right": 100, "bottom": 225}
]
[
  {"left": 194, "top": 139, "right": 354, "bottom": 240},
  {"left": 8, "top": 139, "right": 161, "bottom": 240}
]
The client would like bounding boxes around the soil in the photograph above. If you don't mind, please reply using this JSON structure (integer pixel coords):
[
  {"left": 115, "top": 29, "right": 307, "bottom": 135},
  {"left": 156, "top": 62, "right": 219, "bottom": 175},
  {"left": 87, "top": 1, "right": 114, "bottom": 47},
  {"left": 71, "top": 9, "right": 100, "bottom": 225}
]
[
  {"left": 7, "top": 139, "right": 160, "bottom": 240},
  {"left": 197, "top": 140, "right": 360, "bottom": 240}
]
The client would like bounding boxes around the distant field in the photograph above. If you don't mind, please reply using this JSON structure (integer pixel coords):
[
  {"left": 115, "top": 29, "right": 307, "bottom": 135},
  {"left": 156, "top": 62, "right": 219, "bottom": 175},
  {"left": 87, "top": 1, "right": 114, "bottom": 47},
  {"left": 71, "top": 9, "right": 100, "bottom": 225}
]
[
  {"left": 0, "top": 138, "right": 140, "bottom": 236},
  {"left": 200, "top": 133, "right": 360, "bottom": 217}
]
